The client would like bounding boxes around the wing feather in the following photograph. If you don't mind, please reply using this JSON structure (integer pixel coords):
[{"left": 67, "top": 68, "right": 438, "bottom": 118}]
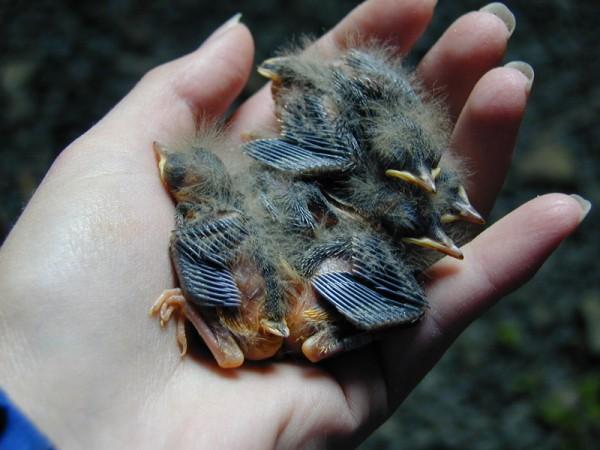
[{"left": 171, "top": 215, "right": 249, "bottom": 308}]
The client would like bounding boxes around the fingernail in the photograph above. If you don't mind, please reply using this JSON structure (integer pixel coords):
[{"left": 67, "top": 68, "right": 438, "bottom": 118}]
[
  {"left": 505, "top": 61, "right": 535, "bottom": 93},
  {"left": 570, "top": 194, "right": 592, "bottom": 223},
  {"left": 210, "top": 13, "right": 242, "bottom": 40},
  {"left": 480, "top": 3, "right": 516, "bottom": 37}
]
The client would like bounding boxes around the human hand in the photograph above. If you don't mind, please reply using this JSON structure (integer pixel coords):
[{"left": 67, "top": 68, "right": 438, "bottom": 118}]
[{"left": 0, "top": 1, "right": 588, "bottom": 448}]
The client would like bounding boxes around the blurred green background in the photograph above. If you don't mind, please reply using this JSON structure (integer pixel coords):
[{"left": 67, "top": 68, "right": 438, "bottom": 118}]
[{"left": 1, "top": 0, "right": 598, "bottom": 448}]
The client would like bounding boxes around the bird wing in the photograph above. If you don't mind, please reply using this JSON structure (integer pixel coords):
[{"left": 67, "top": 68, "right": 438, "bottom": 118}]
[
  {"left": 244, "top": 136, "right": 352, "bottom": 176},
  {"left": 245, "top": 94, "right": 356, "bottom": 177},
  {"left": 310, "top": 235, "right": 427, "bottom": 330},
  {"left": 259, "top": 178, "right": 338, "bottom": 232},
  {"left": 171, "top": 215, "right": 249, "bottom": 308},
  {"left": 351, "top": 236, "right": 427, "bottom": 308}
]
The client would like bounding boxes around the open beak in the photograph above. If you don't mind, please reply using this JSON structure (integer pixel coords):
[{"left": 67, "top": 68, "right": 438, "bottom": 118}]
[
  {"left": 385, "top": 167, "right": 436, "bottom": 193},
  {"left": 402, "top": 227, "right": 463, "bottom": 260}
]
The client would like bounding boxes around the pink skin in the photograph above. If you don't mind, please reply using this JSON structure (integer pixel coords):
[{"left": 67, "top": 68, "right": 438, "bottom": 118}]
[{"left": 0, "top": 1, "right": 587, "bottom": 448}]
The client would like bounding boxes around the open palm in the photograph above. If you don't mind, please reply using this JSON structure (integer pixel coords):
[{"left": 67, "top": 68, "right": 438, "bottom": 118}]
[{"left": 0, "top": 1, "right": 585, "bottom": 448}]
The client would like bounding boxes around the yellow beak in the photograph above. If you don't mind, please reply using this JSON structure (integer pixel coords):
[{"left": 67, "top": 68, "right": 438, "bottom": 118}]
[
  {"left": 402, "top": 236, "right": 464, "bottom": 259},
  {"left": 385, "top": 168, "right": 436, "bottom": 193},
  {"left": 257, "top": 57, "right": 286, "bottom": 83},
  {"left": 456, "top": 202, "right": 485, "bottom": 225},
  {"left": 153, "top": 141, "right": 168, "bottom": 186}
]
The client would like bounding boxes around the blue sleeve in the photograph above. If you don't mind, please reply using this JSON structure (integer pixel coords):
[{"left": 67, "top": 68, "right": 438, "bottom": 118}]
[{"left": 0, "top": 389, "right": 54, "bottom": 450}]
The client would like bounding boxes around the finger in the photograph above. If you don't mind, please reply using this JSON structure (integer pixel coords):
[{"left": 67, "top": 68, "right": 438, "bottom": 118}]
[
  {"left": 5, "top": 21, "right": 255, "bottom": 319},
  {"left": 108, "top": 21, "right": 253, "bottom": 142},
  {"left": 321, "top": 0, "right": 438, "bottom": 55},
  {"left": 62, "top": 20, "right": 254, "bottom": 165},
  {"left": 229, "top": 0, "right": 437, "bottom": 136},
  {"left": 427, "top": 193, "right": 584, "bottom": 332},
  {"left": 450, "top": 64, "right": 534, "bottom": 215},
  {"left": 418, "top": 5, "right": 515, "bottom": 120},
  {"left": 377, "top": 193, "right": 586, "bottom": 407}
]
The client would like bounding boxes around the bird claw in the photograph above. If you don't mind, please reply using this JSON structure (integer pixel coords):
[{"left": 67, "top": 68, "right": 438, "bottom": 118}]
[
  {"left": 150, "top": 288, "right": 189, "bottom": 355},
  {"left": 151, "top": 289, "right": 246, "bottom": 367}
]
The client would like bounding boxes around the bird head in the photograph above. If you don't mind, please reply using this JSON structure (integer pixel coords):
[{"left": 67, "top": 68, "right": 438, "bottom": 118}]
[
  {"left": 154, "top": 142, "right": 233, "bottom": 204},
  {"left": 257, "top": 57, "right": 293, "bottom": 86},
  {"left": 370, "top": 116, "right": 443, "bottom": 194},
  {"left": 376, "top": 189, "right": 464, "bottom": 260},
  {"left": 257, "top": 52, "right": 330, "bottom": 92}
]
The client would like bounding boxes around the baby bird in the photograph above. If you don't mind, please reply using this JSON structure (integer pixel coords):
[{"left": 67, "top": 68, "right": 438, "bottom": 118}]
[
  {"left": 151, "top": 43, "right": 485, "bottom": 367},
  {"left": 282, "top": 218, "right": 429, "bottom": 362},
  {"left": 151, "top": 141, "right": 289, "bottom": 368},
  {"left": 247, "top": 46, "right": 464, "bottom": 259},
  {"left": 253, "top": 46, "right": 448, "bottom": 193}
]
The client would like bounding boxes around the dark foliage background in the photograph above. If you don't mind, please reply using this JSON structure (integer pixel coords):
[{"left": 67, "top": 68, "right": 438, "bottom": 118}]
[{"left": 1, "top": 0, "right": 598, "bottom": 448}]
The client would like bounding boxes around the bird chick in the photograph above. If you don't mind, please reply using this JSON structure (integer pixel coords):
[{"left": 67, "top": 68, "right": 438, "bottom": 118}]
[
  {"left": 247, "top": 45, "right": 460, "bottom": 256},
  {"left": 320, "top": 160, "right": 464, "bottom": 260},
  {"left": 242, "top": 44, "right": 483, "bottom": 359},
  {"left": 251, "top": 170, "right": 426, "bottom": 362},
  {"left": 282, "top": 218, "right": 429, "bottom": 362},
  {"left": 253, "top": 44, "right": 450, "bottom": 194},
  {"left": 151, "top": 141, "right": 289, "bottom": 368},
  {"left": 152, "top": 42, "right": 485, "bottom": 368}
]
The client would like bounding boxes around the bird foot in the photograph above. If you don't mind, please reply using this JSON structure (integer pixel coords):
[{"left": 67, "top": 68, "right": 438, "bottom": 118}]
[
  {"left": 150, "top": 289, "right": 245, "bottom": 368},
  {"left": 150, "top": 288, "right": 189, "bottom": 355}
]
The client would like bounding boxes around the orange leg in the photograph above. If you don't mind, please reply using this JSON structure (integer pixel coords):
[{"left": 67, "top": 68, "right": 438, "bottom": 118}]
[
  {"left": 150, "top": 288, "right": 188, "bottom": 355},
  {"left": 150, "top": 289, "right": 245, "bottom": 368}
]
